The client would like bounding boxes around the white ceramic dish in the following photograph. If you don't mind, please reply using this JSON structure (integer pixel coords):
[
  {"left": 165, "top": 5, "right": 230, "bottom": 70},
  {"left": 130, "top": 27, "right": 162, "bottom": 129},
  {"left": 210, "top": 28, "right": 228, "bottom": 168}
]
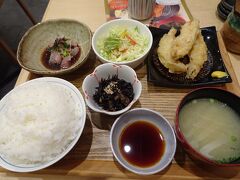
[
  {"left": 92, "top": 19, "right": 153, "bottom": 68},
  {"left": 110, "top": 108, "right": 176, "bottom": 175},
  {"left": 0, "top": 77, "right": 86, "bottom": 172},
  {"left": 82, "top": 63, "right": 142, "bottom": 115}
]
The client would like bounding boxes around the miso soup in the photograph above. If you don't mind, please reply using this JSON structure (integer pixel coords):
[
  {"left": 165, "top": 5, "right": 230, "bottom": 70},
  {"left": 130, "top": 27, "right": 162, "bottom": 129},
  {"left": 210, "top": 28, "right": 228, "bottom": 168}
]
[{"left": 179, "top": 98, "right": 240, "bottom": 163}]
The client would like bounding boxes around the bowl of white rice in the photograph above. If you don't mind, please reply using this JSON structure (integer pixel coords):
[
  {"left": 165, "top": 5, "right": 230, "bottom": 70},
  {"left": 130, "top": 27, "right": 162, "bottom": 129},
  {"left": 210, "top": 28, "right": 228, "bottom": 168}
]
[{"left": 0, "top": 77, "right": 86, "bottom": 172}]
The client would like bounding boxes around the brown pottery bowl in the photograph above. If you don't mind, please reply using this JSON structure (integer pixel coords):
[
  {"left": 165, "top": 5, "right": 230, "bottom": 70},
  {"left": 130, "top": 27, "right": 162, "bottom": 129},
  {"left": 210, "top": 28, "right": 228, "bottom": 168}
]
[{"left": 17, "top": 19, "right": 92, "bottom": 75}]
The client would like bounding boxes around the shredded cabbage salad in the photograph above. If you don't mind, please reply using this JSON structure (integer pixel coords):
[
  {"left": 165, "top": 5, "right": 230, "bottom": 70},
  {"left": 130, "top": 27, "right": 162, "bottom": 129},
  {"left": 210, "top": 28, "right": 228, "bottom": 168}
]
[{"left": 97, "top": 26, "right": 149, "bottom": 62}]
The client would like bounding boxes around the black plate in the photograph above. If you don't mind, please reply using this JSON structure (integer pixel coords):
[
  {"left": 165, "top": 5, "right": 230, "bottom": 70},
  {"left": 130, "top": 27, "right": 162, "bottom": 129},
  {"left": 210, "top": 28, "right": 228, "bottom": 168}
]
[{"left": 147, "top": 26, "right": 232, "bottom": 88}]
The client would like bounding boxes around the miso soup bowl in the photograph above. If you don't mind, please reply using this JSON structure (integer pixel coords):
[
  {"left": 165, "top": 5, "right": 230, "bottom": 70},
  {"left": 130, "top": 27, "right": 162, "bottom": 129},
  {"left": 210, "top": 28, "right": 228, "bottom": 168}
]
[{"left": 175, "top": 87, "right": 240, "bottom": 167}]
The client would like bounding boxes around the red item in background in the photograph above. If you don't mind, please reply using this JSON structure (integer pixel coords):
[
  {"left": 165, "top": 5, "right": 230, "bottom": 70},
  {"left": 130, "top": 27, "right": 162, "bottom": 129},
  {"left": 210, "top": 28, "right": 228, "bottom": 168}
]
[{"left": 108, "top": 0, "right": 128, "bottom": 10}]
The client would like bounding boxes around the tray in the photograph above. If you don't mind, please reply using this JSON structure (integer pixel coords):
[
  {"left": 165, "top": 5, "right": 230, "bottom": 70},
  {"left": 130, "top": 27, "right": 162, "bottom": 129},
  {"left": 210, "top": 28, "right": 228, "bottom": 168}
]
[{"left": 4, "top": 33, "right": 240, "bottom": 179}]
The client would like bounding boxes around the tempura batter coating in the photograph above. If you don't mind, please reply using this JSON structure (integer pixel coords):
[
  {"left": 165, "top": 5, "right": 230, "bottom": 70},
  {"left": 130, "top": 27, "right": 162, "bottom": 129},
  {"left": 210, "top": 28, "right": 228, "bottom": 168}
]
[
  {"left": 186, "top": 33, "right": 208, "bottom": 79},
  {"left": 156, "top": 19, "right": 208, "bottom": 80},
  {"left": 157, "top": 28, "right": 187, "bottom": 73},
  {"left": 171, "top": 20, "right": 200, "bottom": 60}
]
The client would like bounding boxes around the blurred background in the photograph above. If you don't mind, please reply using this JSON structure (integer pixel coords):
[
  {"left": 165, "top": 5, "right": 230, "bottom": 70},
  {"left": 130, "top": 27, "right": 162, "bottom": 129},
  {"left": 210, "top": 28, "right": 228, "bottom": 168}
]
[{"left": 0, "top": 0, "right": 49, "bottom": 99}]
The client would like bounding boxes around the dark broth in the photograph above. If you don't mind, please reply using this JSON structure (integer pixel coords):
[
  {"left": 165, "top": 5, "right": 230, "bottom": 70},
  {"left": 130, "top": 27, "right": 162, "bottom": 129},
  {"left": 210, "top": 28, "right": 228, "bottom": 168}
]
[
  {"left": 41, "top": 45, "right": 81, "bottom": 70},
  {"left": 119, "top": 121, "right": 165, "bottom": 167}
]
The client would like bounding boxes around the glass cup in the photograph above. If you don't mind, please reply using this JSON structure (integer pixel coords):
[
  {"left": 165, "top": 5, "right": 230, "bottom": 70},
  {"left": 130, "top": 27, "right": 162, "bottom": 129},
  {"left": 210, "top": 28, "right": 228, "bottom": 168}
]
[
  {"left": 221, "top": 10, "right": 240, "bottom": 54},
  {"left": 128, "top": 0, "right": 155, "bottom": 20}
]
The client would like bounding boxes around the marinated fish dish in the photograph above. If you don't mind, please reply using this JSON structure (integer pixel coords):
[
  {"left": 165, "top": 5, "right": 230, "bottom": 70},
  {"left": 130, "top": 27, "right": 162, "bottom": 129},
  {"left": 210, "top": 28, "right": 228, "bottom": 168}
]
[{"left": 42, "top": 37, "right": 81, "bottom": 70}]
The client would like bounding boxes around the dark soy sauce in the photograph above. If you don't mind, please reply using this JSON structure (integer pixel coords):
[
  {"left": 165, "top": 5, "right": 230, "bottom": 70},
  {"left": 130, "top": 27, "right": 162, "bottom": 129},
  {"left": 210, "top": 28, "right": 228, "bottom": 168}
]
[{"left": 119, "top": 121, "right": 165, "bottom": 167}]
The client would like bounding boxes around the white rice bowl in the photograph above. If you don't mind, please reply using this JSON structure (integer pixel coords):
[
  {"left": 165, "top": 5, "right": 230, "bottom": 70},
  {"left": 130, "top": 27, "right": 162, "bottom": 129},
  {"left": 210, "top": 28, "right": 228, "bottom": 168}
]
[{"left": 0, "top": 77, "right": 86, "bottom": 172}]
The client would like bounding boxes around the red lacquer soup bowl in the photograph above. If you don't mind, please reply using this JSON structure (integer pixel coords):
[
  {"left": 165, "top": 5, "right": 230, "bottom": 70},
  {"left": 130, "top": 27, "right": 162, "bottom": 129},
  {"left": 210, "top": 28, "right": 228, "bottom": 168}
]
[{"left": 175, "top": 87, "right": 240, "bottom": 167}]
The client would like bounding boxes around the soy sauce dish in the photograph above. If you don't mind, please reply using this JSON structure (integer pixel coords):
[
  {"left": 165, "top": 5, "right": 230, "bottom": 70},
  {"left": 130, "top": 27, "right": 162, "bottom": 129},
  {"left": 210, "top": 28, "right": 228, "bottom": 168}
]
[
  {"left": 110, "top": 108, "right": 176, "bottom": 175},
  {"left": 176, "top": 88, "right": 240, "bottom": 166}
]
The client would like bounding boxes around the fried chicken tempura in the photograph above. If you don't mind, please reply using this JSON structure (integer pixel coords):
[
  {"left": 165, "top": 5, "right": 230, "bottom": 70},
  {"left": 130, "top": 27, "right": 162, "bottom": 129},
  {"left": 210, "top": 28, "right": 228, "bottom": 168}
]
[
  {"left": 157, "top": 28, "right": 188, "bottom": 73},
  {"left": 186, "top": 33, "right": 208, "bottom": 79},
  {"left": 171, "top": 20, "right": 200, "bottom": 60}
]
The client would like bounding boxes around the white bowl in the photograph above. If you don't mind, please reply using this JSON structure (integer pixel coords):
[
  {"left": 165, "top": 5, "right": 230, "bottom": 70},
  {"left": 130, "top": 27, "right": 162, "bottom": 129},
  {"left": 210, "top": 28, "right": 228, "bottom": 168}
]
[
  {"left": 110, "top": 108, "right": 176, "bottom": 175},
  {"left": 82, "top": 63, "right": 142, "bottom": 115},
  {"left": 0, "top": 77, "right": 86, "bottom": 172},
  {"left": 92, "top": 19, "right": 153, "bottom": 69}
]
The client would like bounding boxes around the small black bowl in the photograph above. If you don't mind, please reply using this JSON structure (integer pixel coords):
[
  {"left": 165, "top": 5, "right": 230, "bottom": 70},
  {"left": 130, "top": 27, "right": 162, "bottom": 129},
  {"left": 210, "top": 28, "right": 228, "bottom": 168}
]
[
  {"left": 217, "top": 4, "right": 228, "bottom": 20},
  {"left": 222, "top": 0, "right": 235, "bottom": 11}
]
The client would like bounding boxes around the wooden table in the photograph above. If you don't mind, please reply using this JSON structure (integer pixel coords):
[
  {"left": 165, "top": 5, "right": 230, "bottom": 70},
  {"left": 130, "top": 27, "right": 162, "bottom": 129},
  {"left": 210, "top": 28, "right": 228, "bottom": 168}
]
[{"left": 2, "top": 0, "right": 240, "bottom": 179}]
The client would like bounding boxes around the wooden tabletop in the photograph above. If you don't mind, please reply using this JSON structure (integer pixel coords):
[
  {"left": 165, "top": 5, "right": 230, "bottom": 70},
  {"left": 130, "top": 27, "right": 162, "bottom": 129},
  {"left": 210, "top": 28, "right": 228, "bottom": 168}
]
[{"left": 2, "top": 0, "right": 240, "bottom": 179}]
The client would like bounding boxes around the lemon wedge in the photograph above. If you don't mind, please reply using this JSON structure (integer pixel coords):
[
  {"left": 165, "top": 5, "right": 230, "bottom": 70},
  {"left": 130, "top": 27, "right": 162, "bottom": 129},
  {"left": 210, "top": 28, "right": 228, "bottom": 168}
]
[{"left": 211, "top": 71, "right": 228, "bottom": 78}]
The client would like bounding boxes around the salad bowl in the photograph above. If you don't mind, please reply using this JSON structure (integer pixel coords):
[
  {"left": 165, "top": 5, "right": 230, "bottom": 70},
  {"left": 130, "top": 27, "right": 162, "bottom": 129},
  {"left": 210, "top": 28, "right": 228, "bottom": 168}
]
[{"left": 92, "top": 19, "right": 153, "bottom": 68}]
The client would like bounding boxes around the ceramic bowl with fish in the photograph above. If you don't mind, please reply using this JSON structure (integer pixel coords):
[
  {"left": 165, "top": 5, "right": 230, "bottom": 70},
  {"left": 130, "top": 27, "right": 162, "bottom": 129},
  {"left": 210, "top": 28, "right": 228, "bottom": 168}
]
[{"left": 17, "top": 19, "right": 92, "bottom": 75}]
